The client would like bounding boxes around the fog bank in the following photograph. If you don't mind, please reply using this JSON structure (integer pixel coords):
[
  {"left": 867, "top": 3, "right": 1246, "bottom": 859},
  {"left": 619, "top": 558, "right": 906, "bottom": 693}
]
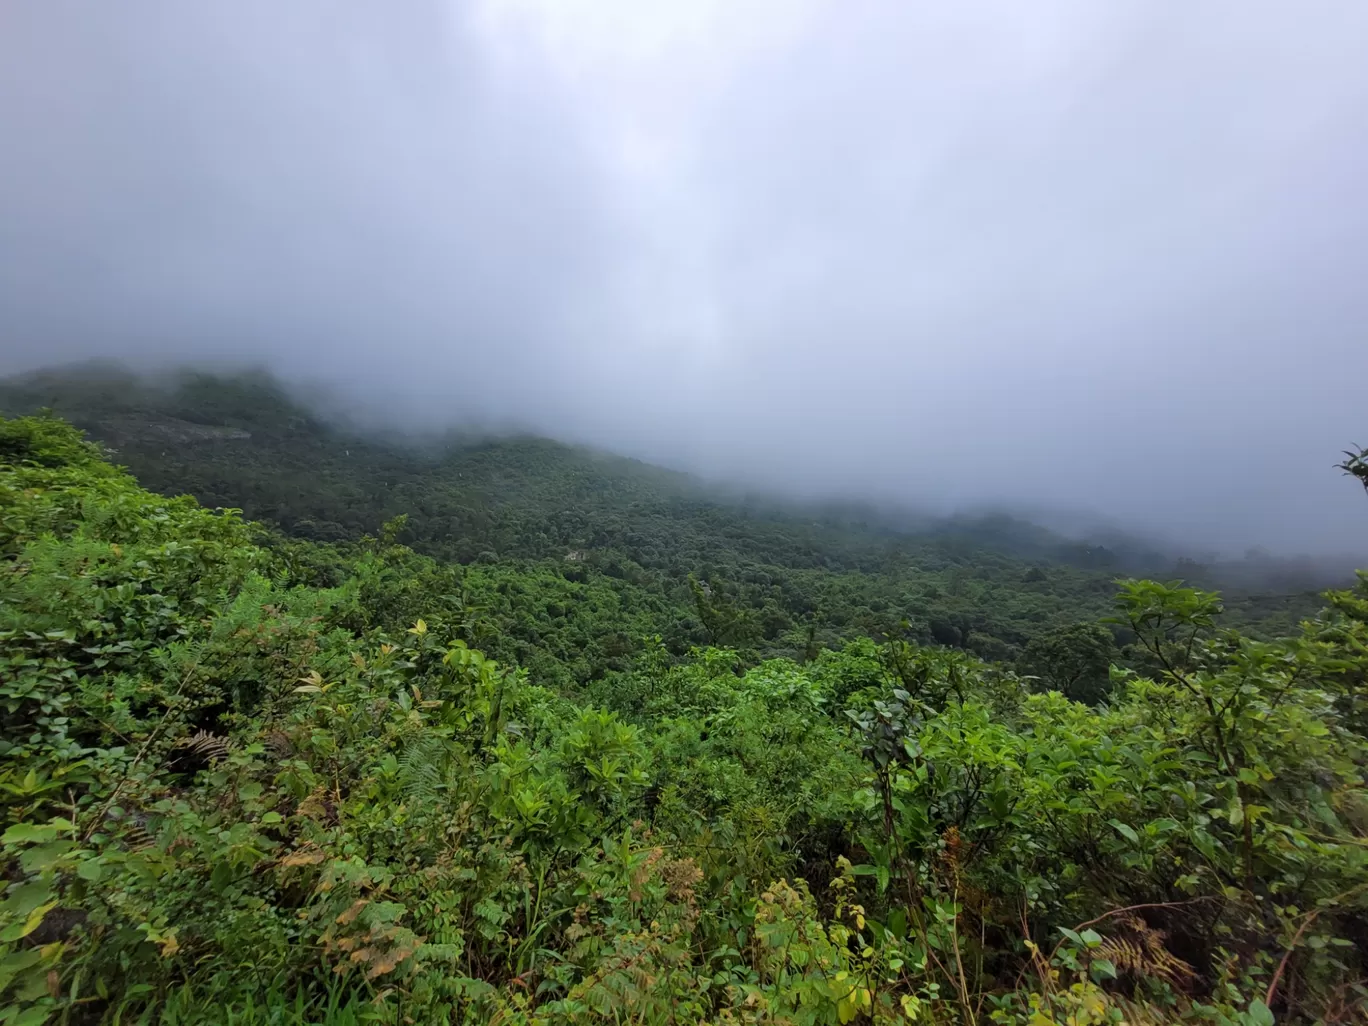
[{"left": 2, "top": 1, "right": 1367, "bottom": 552}]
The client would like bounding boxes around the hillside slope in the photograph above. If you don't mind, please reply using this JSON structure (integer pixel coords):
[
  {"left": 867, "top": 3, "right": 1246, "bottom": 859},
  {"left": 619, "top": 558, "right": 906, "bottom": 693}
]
[
  {"left": 0, "top": 365, "right": 1142, "bottom": 566},
  {"left": 0, "top": 365, "right": 1330, "bottom": 678},
  {"left": 2, "top": 412, "right": 1367, "bottom": 1024}
]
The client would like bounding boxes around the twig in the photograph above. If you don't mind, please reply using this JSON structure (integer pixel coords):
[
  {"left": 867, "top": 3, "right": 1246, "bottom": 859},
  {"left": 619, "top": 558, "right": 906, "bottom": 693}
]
[
  {"left": 1044, "top": 898, "right": 1217, "bottom": 967},
  {"left": 81, "top": 660, "right": 199, "bottom": 843},
  {"left": 1265, "top": 882, "right": 1368, "bottom": 1009},
  {"left": 1265, "top": 913, "right": 1316, "bottom": 1009}
]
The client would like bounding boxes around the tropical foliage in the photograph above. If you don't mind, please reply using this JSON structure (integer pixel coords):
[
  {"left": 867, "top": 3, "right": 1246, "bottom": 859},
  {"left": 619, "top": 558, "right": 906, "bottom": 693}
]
[
  {"left": 2, "top": 413, "right": 1367, "bottom": 1024},
  {"left": 0, "top": 368, "right": 1336, "bottom": 685}
]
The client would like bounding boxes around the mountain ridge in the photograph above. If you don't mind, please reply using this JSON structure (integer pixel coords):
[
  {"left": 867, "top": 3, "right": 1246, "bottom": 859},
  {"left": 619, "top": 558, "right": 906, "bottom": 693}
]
[
  {"left": 0, "top": 362, "right": 1216, "bottom": 571},
  {"left": 0, "top": 363, "right": 1343, "bottom": 675}
]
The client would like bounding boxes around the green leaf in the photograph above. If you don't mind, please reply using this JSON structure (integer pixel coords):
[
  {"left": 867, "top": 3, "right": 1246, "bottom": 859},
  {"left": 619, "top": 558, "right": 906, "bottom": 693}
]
[
  {"left": 1, "top": 823, "right": 58, "bottom": 846},
  {"left": 18, "top": 1006, "right": 57, "bottom": 1026},
  {"left": 20, "top": 840, "right": 73, "bottom": 874},
  {"left": 1110, "top": 820, "right": 1139, "bottom": 844},
  {"left": 3, "top": 1002, "right": 56, "bottom": 1026},
  {"left": 0, "top": 901, "right": 56, "bottom": 943},
  {"left": 1245, "top": 999, "right": 1275, "bottom": 1026},
  {"left": 0, "top": 947, "right": 44, "bottom": 985},
  {"left": 76, "top": 858, "right": 106, "bottom": 882}
]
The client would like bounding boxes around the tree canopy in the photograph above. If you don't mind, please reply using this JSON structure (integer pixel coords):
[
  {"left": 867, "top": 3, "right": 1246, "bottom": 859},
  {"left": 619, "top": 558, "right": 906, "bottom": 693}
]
[{"left": 2, "top": 408, "right": 1367, "bottom": 1025}]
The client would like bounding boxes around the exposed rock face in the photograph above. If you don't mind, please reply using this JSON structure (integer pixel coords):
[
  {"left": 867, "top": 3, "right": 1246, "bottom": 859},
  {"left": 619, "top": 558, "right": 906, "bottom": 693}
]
[{"left": 97, "top": 415, "right": 251, "bottom": 446}]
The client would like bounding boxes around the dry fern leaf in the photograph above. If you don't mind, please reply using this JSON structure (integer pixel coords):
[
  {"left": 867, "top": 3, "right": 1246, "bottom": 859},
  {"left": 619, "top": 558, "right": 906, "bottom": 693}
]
[
  {"left": 264, "top": 729, "right": 294, "bottom": 758},
  {"left": 176, "top": 730, "right": 234, "bottom": 762},
  {"left": 278, "top": 847, "right": 328, "bottom": 868},
  {"left": 121, "top": 823, "right": 155, "bottom": 851},
  {"left": 1098, "top": 914, "right": 1196, "bottom": 988}
]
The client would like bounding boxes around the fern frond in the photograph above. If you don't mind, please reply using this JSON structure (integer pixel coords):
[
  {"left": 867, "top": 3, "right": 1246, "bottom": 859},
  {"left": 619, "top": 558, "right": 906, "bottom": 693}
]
[
  {"left": 121, "top": 822, "right": 155, "bottom": 851},
  {"left": 398, "top": 735, "right": 448, "bottom": 804},
  {"left": 177, "top": 730, "right": 234, "bottom": 762},
  {"left": 1098, "top": 915, "right": 1196, "bottom": 988},
  {"left": 264, "top": 729, "right": 294, "bottom": 759}
]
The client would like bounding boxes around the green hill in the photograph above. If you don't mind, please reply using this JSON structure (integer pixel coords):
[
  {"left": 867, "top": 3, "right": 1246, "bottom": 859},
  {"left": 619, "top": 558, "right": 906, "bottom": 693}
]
[
  {"left": 0, "top": 365, "right": 1332, "bottom": 689},
  {"left": 2, "top": 407, "right": 1367, "bottom": 1024}
]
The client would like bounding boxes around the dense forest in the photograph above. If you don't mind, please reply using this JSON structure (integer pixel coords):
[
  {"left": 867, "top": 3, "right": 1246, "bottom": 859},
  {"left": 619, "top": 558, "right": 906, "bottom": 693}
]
[
  {"left": 0, "top": 368, "right": 1340, "bottom": 695},
  {"left": 2, "top": 378, "right": 1368, "bottom": 1024}
]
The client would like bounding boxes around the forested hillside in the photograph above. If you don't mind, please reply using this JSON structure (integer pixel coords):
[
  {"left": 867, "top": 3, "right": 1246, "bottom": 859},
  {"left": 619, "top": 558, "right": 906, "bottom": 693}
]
[
  {"left": 3, "top": 411, "right": 1368, "bottom": 1025},
  {"left": 0, "top": 368, "right": 1334, "bottom": 695}
]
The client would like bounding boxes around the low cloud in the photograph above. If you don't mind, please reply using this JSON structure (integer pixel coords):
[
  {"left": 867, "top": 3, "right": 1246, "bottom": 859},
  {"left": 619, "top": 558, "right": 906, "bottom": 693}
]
[{"left": 2, "top": 0, "right": 1367, "bottom": 551}]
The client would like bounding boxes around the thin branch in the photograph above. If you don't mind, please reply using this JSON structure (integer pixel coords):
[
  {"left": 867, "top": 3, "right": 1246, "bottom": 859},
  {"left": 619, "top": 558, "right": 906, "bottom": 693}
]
[
  {"left": 1070, "top": 897, "right": 1216, "bottom": 935},
  {"left": 82, "top": 660, "right": 200, "bottom": 843},
  {"left": 1042, "top": 898, "right": 1219, "bottom": 969},
  {"left": 1265, "top": 913, "right": 1317, "bottom": 1010}
]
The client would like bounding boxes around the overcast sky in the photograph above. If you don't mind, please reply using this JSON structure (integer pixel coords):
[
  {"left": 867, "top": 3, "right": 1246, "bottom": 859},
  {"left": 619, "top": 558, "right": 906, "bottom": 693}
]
[{"left": 2, "top": 0, "right": 1367, "bottom": 552}]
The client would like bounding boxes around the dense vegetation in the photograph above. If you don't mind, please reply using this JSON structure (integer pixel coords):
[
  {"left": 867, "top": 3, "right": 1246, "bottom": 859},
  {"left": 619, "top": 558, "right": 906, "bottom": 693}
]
[
  {"left": 0, "top": 368, "right": 1337, "bottom": 693},
  {"left": 3, "top": 411, "right": 1368, "bottom": 1025}
]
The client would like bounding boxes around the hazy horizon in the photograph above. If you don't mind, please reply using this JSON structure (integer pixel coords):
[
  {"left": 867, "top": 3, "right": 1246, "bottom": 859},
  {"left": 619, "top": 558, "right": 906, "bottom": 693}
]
[
  {"left": 3, "top": 2, "right": 1367, "bottom": 553},
  {"left": 5, "top": 358, "right": 1364, "bottom": 571}
]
